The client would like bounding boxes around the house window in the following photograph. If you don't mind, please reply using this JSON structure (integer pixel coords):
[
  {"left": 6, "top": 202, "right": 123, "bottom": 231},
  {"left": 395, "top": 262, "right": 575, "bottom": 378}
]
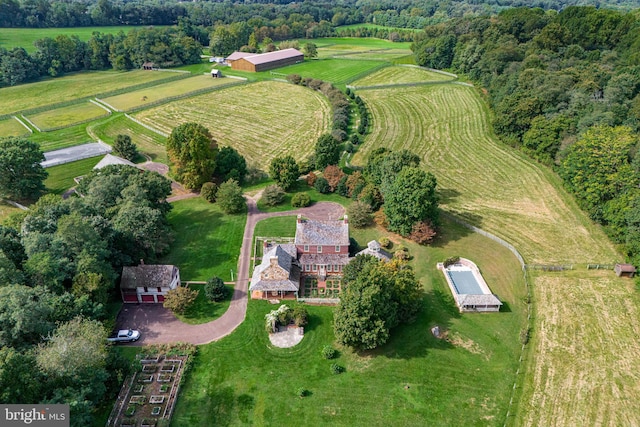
[
  {"left": 334, "top": 265, "right": 339, "bottom": 272},
  {"left": 305, "top": 264, "right": 310, "bottom": 272},
  {"left": 335, "top": 245, "right": 340, "bottom": 252},
  {"left": 304, "top": 245, "right": 309, "bottom": 252},
  {"left": 157, "top": 287, "right": 162, "bottom": 293},
  {"left": 312, "top": 264, "right": 317, "bottom": 271},
  {"left": 327, "top": 265, "right": 332, "bottom": 272},
  {"left": 317, "top": 246, "right": 322, "bottom": 253}
]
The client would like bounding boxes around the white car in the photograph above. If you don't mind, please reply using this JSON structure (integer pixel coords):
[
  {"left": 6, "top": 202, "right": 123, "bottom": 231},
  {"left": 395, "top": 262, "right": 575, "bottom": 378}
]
[{"left": 107, "top": 329, "right": 141, "bottom": 343}]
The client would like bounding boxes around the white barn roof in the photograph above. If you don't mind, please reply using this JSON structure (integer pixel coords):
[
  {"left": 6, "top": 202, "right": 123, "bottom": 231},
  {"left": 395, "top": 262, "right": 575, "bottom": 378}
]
[{"left": 94, "top": 154, "right": 137, "bottom": 170}]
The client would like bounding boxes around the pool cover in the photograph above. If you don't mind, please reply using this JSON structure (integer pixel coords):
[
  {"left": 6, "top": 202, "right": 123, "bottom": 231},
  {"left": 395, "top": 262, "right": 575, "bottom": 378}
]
[{"left": 448, "top": 270, "right": 483, "bottom": 294}]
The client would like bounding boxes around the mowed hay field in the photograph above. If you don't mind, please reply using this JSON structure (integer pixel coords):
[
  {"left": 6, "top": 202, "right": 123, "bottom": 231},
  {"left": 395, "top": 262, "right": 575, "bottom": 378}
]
[
  {"left": 0, "top": 70, "right": 172, "bottom": 115},
  {"left": 26, "top": 101, "right": 108, "bottom": 130},
  {"left": 100, "top": 75, "right": 236, "bottom": 111},
  {"left": 352, "top": 65, "right": 454, "bottom": 86},
  {"left": 0, "top": 117, "right": 30, "bottom": 137},
  {"left": 516, "top": 271, "right": 640, "bottom": 426},
  {"left": 349, "top": 73, "right": 640, "bottom": 426},
  {"left": 134, "top": 81, "right": 330, "bottom": 166},
  {"left": 90, "top": 114, "right": 167, "bottom": 163},
  {"left": 352, "top": 84, "right": 617, "bottom": 264}
]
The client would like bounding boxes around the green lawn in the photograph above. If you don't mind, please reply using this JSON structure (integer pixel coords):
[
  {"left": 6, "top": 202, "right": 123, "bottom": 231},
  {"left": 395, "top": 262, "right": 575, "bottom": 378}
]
[
  {"left": 256, "top": 181, "right": 352, "bottom": 213},
  {"left": 89, "top": 114, "right": 168, "bottom": 163},
  {"left": 0, "top": 26, "right": 162, "bottom": 53},
  {"left": 273, "top": 58, "right": 387, "bottom": 85},
  {"left": 173, "top": 283, "right": 235, "bottom": 325},
  {"left": 26, "top": 101, "right": 109, "bottom": 131},
  {"left": 160, "top": 198, "right": 246, "bottom": 282},
  {"left": 28, "top": 122, "right": 94, "bottom": 151},
  {"left": 171, "top": 218, "right": 526, "bottom": 426},
  {"left": 44, "top": 156, "right": 101, "bottom": 195},
  {"left": 0, "top": 201, "right": 22, "bottom": 224},
  {"left": 254, "top": 216, "right": 297, "bottom": 239}
]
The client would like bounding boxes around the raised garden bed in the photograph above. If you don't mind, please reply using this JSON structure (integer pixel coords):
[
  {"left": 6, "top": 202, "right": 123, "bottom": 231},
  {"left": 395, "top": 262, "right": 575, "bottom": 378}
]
[
  {"left": 142, "top": 364, "right": 157, "bottom": 373},
  {"left": 149, "top": 396, "right": 165, "bottom": 404},
  {"left": 151, "top": 407, "right": 161, "bottom": 416},
  {"left": 134, "top": 385, "right": 144, "bottom": 393},
  {"left": 141, "top": 419, "right": 156, "bottom": 427},
  {"left": 129, "top": 395, "right": 145, "bottom": 405},
  {"left": 121, "top": 419, "right": 135, "bottom": 427},
  {"left": 159, "top": 384, "right": 170, "bottom": 393},
  {"left": 157, "top": 374, "right": 172, "bottom": 383},
  {"left": 124, "top": 406, "right": 136, "bottom": 417},
  {"left": 138, "top": 374, "right": 154, "bottom": 383},
  {"left": 160, "top": 364, "right": 175, "bottom": 373},
  {"left": 140, "top": 356, "right": 162, "bottom": 364}
]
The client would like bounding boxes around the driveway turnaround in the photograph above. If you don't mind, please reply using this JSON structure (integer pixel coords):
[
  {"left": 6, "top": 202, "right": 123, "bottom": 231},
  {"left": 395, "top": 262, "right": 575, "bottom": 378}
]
[
  {"left": 116, "top": 196, "right": 345, "bottom": 345},
  {"left": 41, "top": 142, "right": 112, "bottom": 168}
]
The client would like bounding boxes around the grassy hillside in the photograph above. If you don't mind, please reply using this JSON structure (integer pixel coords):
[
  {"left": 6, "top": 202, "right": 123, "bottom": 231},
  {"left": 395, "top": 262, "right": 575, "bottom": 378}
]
[{"left": 134, "top": 81, "right": 331, "bottom": 167}]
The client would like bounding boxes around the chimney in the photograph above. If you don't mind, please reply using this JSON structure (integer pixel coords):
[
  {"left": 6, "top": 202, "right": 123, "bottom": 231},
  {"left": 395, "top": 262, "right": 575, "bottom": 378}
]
[
  {"left": 297, "top": 214, "right": 302, "bottom": 223},
  {"left": 343, "top": 215, "right": 348, "bottom": 224},
  {"left": 270, "top": 256, "right": 278, "bottom": 267}
]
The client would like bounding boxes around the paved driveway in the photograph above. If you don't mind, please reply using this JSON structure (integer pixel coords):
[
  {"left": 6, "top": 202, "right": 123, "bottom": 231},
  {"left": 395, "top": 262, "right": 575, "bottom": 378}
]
[
  {"left": 41, "top": 142, "right": 111, "bottom": 168},
  {"left": 115, "top": 196, "right": 345, "bottom": 345}
]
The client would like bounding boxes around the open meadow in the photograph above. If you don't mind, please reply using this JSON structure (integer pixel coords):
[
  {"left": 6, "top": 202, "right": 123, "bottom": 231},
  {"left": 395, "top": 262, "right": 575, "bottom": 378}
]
[
  {"left": 273, "top": 58, "right": 387, "bottom": 85},
  {"left": 26, "top": 101, "right": 109, "bottom": 131},
  {"left": 134, "top": 81, "right": 331, "bottom": 166},
  {"left": 352, "top": 65, "right": 454, "bottom": 86},
  {"left": 172, "top": 217, "right": 526, "bottom": 426},
  {"left": 100, "top": 75, "right": 237, "bottom": 112},
  {"left": 0, "top": 117, "right": 30, "bottom": 137},
  {"left": 348, "top": 68, "right": 639, "bottom": 426},
  {"left": 89, "top": 114, "right": 168, "bottom": 163},
  {"left": 0, "top": 26, "right": 156, "bottom": 53},
  {"left": 0, "top": 70, "right": 175, "bottom": 115}
]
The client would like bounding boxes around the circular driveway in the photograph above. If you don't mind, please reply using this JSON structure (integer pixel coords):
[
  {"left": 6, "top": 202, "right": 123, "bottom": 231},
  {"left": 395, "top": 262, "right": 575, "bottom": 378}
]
[{"left": 115, "top": 196, "right": 345, "bottom": 345}]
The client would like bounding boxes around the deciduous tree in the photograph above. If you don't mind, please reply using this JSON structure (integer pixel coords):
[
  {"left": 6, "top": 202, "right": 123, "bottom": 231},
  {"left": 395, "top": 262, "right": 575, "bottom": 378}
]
[
  {"left": 269, "top": 155, "right": 300, "bottom": 191},
  {"left": 384, "top": 167, "right": 438, "bottom": 236},
  {"left": 166, "top": 122, "right": 218, "bottom": 190},
  {"left": 163, "top": 286, "right": 199, "bottom": 314},
  {"left": 0, "top": 137, "right": 47, "bottom": 200},
  {"left": 315, "top": 134, "right": 341, "bottom": 170},
  {"left": 112, "top": 134, "right": 138, "bottom": 161},
  {"left": 216, "top": 179, "right": 245, "bottom": 214}
]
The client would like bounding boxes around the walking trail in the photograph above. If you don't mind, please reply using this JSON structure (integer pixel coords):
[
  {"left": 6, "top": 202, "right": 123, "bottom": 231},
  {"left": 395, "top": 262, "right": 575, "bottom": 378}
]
[{"left": 117, "top": 194, "right": 345, "bottom": 345}]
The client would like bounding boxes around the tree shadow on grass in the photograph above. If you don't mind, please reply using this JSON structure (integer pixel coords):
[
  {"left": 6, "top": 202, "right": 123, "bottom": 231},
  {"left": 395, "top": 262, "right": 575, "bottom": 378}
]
[
  {"left": 203, "top": 386, "right": 256, "bottom": 427},
  {"left": 371, "top": 289, "right": 461, "bottom": 360},
  {"left": 431, "top": 210, "right": 484, "bottom": 248},
  {"left": 437, "top": 187, "right": 462, "bottom": 205}
]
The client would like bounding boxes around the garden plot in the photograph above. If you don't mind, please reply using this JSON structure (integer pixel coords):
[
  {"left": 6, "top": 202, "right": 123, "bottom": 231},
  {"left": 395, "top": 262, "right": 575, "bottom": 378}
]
[
  {"left": 134, "top": 81, "right": 331, "bottom": 166},
  {"left": 99, "top": 75, "right": 236, "bottom": 112},
  {"left": 26, "top": 101, "right": 109, "bottom": 131}
]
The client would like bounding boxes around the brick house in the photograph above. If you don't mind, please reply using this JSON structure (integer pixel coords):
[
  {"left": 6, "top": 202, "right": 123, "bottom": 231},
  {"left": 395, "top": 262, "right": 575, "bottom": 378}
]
[
  {"left": 249, "top": 215, "right": 350, "bottom": 299},
  {"left": 120, "top": 264, "right": 180, "bottom": 303}
]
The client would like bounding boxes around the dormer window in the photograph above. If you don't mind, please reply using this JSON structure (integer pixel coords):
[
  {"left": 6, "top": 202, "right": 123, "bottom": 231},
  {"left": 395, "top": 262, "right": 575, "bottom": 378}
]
[
  {"left": 335, "top": 245, "right": 340, "bottom": 252},
  {"left": 317, "top": 246, "right": 322, "bottom": 253},
  {"left": 304, "top": 245, "right": 309, "bottom": 252}
]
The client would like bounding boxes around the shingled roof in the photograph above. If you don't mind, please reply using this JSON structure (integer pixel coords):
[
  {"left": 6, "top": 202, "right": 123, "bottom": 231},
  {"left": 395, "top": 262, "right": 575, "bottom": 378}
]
[
  {"left": 356, "top": 240, "right": 391, "bottom": 262},
  {"left": 295, "top": 218, "right": 349, "bottom": 246},
  {"left": 121, "top": 265, "right": 177, "bottom": 289},
  {"left": 249, "top": 244, "right": 300, "bottom": 292},
  {"left": 458, "top": 294, "right": 502, "bottom": 307}
]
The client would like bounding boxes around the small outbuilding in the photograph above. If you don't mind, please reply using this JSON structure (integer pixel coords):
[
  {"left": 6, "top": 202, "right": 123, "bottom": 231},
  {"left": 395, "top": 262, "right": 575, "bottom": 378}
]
[
  {"left": 142, "top": 62, "right": 155, "bottom": 71},
  {"left": 211, "top": 69, "right": 221, "bottom": 78},
  {"left": 615, "top": 263, "right": 636, "bottom": 278},
  {"left": 356, "top": 240, "right": 391, "bottom": 262},
  {"left": 120, "top": 264, "right": 180, "bottom": 303}
]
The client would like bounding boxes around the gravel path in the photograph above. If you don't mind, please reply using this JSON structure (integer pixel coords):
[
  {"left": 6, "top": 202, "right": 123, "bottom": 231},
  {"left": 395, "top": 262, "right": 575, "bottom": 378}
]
[{"left": 116, "top": 195, "right": 345, "bottom": 345}]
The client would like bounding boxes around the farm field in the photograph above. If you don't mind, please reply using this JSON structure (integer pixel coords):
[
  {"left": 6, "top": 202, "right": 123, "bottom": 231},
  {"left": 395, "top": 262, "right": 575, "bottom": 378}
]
[
  {"left": 44, "top": 156, "right": 101, "bottom": 195},
  {"left": 26, "top": 101, "right": 109, "bottom": 130},
  {"left": 308, "top": 37, "right": 412, "bottom": 51},
  {"left": 172, "top": 217, "right": 526, "bottom": 426},
  {"left": 274, "top": 58, "right": 387, "bottom": 85},
  {"left": 160, "top": 197, "right": 246, "bottom": 282},
  {"left": 349, "top": 72, "right": 637, "bottom": 426},
  {"left": 134, "top": 81, "right": 331, "bottom": 166},
  {"left": 331, "top": 49, "right": 414, "bottom": 61},
  {"left": 100, "top": 75, "right": 236, "bottom": 111},
  {"left": 352, "top": 83, "right": 617, "bottom": 264},
  {"left": 89, "top": 114, "right": 168, "bottom": 163},
  {"left": 0, "top": 70, "right": 174, "bottom": 115},
  {"left": 352, "top": 65, "right": 454, "bottom": 86},
  {"left": 0, "top": 117, "right": 30, "bottom": 137},
  {"left": 0, "top": 26, "right": 158, "bottom": 53},
  {"left": 28, "top": 122, "right": 94, "bottom": 151}
]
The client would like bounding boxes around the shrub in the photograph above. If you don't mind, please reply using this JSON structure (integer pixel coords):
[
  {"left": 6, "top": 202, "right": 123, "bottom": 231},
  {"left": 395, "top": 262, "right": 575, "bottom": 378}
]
[
  {"left": 373, "top": 208, "right": 388, "bottom": 228},
  {"left": 306, "top": 171, "right": 317, "bottom": 186},
  {"left": 286, "top": 74, "right": 302, "bottom": 85},
  {"left": 394, "top": 247, "right": 410, "bottom": 261},
  {"left": 331, "top": 129, "right": 347, "bottom": 142},
  {"left": 113, "top": 134, "right": 138, "bottom": 161},
  {"left": 291, "top": 192, "right": 311, "bottom": 207},
  {"left": 204, "top": 276, "right": 227, "bottom": 302},
  {"left": 321, "top": 345, "right": 336, "bottom": 360},
  {"left": 200, "top": 182, "right": 218, "bottom": 202},
  {"left": 409, "top": 220, "right": 437, "bottom": 245},
  {"left": 292, "top": 306, "right": 308, "bottom": 326},
  {"left": 163, "top": 286, "right": 199, "bottom": 314},
  {"left": 347, "top": 201, "right": 373, "bottom": 228},
  {"left": 443, "top": 256, "right": 460, "bottom": 268},
  {"left": 296, "top": 387, "right": 309, "bottom": 397},
  {"left": 336, "top": 175, "right": 349, "bottom": 197},
  {"left": 314, "top": 177, "right": 330, "bottom": 194},
  {"left": 379, "top": 237, "right": 390, "bottom": 248},
  {"left": 217, "top": 179, "right": 245, "bottom": 214},
  {"left": 323, "top": 165, "right": 345, "bottom": 191},
  {"left": 344, "top": 141, "right": 354, "bottom": 153},
  {"left": 330, "top": 363, "right": 344, "bottom": 375},
  {"left": 261, "top": 185, "right": 285, "bottom": 206}
]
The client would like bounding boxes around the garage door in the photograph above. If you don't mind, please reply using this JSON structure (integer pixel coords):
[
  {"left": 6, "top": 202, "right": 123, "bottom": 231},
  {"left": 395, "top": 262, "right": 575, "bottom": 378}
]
[
  {"left": 123, "top": 294, "right": 138, "bottom": 303},
  {"left": 141, "top": 294, "right": 155, "bottom": 303},
  {"left": 156, "top": 295, "right": 165, "bottom": 302}
]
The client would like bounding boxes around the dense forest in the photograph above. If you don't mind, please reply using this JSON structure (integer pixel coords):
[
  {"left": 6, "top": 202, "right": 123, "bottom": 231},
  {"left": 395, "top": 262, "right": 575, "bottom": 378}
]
[
  {"left": 411, "top": 6, "right": 640, "bottom": 264},
  {"left": 2, "top": 0, "right": 640, "bottom": 29}
]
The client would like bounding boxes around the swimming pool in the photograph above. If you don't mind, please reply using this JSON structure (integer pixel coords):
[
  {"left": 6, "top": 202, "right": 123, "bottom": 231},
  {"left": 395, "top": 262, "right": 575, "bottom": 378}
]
[
  {"left": 438, "top": 258, "right": 502, "bottom": 312},
  {"left": 447, "top": 270, "right": 483, "bottom": 295}
]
